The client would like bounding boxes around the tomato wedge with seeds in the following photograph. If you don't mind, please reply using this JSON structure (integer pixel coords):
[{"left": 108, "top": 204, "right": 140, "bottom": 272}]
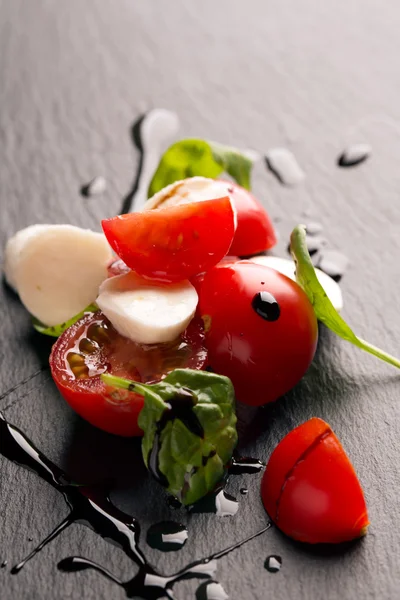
[
  {"left": 102, "top": 197, "right": 235, "bottom": 282},
  {"left": 50, "top": 311, "right": 208, "bottom": 437}
]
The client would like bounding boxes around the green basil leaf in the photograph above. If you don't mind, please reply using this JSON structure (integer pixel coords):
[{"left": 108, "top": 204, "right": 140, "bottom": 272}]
[
  {"left": 102, "top": 369, "right": 238, "bottom": 505},
  {"left": 148, "top": 139, "right": 253, "bottom": 197},
  {"left": 290, "top": 225, "right": 400, "bottom": 369},
  {"left": 32, "top": 303, "right": 98, "bottom": 337}
]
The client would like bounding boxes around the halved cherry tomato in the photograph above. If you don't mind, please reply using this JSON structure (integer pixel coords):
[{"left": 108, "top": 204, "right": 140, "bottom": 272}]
[
  {"left": 50, "top": 311, "right": 207, "bottom": 436},
  {"left": 261, "top": 418, "right": 369, "bottom": 543},
  {"left": 197, "top": 261, "right": 318, "bottom": 405},
  {"left": 223, "top": 182, "right": 277, "bottom": 255},
  {"left": 102, "top": 197, "right": 235, "bottom": 283}
]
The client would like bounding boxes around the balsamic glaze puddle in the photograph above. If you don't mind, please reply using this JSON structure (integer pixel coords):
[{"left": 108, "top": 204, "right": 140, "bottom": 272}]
[
  {"left": 146, "top": 521, "right": 188, "bottom": 552},
  {"left": 264, "top": 555, "right": 282, "bottom": 573},
  {"left": 0, "top": 413, "right": 270, "bottom": 598}
]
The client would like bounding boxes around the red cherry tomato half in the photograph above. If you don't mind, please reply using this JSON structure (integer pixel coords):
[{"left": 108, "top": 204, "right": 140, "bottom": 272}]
[
  {"left": 197, "top": 261, "right": 318, "bottom": 406},
  {"left": 224, "top": 182, "right": 277, "bottom": 256},
  {"left": 50, "top": 311, "right": 207, "bottom": 436},
  {"left": 261, "top": 418, "right": 369, "bottom": 544},
  {"left": 102, "top": 197, "right": 235, "bottom": 283}
]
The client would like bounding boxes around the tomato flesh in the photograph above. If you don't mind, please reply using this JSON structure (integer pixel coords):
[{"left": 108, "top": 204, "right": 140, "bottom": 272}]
[
  {"left": 102, "top": 197, "right": 235, "bottom": 282},
  {"left": 50, "top": 311, "right": 207, "bottom": 436},
  {"left": 197, "top": 261, "right": 318, "bottom": 406},
  {"left": 261, "top": 418, "right": 369, "bottom": 543}
]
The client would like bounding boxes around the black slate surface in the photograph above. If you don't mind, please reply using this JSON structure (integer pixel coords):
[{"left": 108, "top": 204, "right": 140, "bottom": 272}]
[{"left": 1, "top": 1, "right": 399, "bottom": 599}]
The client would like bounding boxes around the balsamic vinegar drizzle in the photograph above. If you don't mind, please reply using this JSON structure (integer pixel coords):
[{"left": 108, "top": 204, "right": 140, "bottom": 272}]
[
  {"left": 146, "top": 522, "right": 188, "bottom": 552},
  {"left": 0, "top": 413, "right": 271, "bottom": 598},
  {"left": 252, "top": 292, "right": 280, "bottom": 322},
  {"left": 119, "top": 109, "right": 179, "bottom": 215}
]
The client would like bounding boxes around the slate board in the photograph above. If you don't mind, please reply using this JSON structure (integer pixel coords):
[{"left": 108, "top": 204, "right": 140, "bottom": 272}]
[{"left": 0, "top": 1, "right": 399, "bottom": 599}]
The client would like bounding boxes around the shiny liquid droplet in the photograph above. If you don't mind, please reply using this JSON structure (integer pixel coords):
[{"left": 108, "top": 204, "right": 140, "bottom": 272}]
[
  {"left": 240, "top": 488, "right": 248, "bottom": 495},
  {"left": 252, "top": 292, "right": 280, "bottom": 322},
  {"left": 1, "top": 560, "right": 7, "bottom": 568},
  {"left": 146, "top": 521, "right": 188, "bottom": 552},
  {"left": 265, "top": 555, "right": 282, "bottom": 573},
  {"left": 166, "top": 496, "right": 182, "bottom": 510},
  {"left": 265, "top": 148, "right": 305, "bottom": 186},
  {"left": 317, "top": 250, "right": 349, "bottom": 281},
  {"left": 196, "top": 580, "right": 229, "bottom": 600}
]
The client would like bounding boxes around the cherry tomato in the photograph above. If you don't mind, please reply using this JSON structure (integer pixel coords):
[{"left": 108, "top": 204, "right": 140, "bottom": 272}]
[
  {"left": 102, "top": 197, "right": 235, "bottom": 283},
  {"left": 261, "top": 418, "right": 369, "bottom": 543},
  {"left": 197, "top": 261, "right": 318, "bottom": 405},
  {"left": 50, "top": 311, "right": 207, "bottom": 436},
  {"left": 224, "top": 182, "right": 277, "bottom": 255}
]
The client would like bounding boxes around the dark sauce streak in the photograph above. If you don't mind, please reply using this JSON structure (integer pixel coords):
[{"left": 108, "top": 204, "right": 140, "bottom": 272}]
[
  {"left": 120, "top": 115, "right": 146, "bottom": 215},
  {"left": 229, "top": 457, "right": 264, "bottom": 475},
  {"left": 252, "top": 292, "right": 280, "bottom": 322},
  {"left": 0, "top": 413, "right": 270, "bottom": 598}
]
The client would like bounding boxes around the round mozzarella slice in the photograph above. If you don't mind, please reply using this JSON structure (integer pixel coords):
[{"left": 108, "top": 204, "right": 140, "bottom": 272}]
[
  {"left": 4, "top": 224, "right": 49, "bottom": 292},
  {"left": 8, "top": 224, "right": 113, "bottom": 326},
  {"left": 144, "top": 176, "right": 238, "bottom": 229},
  {"left": 249, "top": 255, "right": 343, "bottom": 312},
  {"left": 96, "top": 272, "right": 198, "bottom": 345}
]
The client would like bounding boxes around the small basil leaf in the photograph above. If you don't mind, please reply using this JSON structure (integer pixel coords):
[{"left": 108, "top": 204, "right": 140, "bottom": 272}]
[
  {"left": 148, "top": 139, "right": 253, "bottom": 197},
  {"left": 290, "top": 225, "right": 400, "bottom": 369},
  {"left": 32, "top": 303, "right": 98, "bottom": 337},
  {"left": 101, "top": 369, "right": 238, "bottom": 505}
]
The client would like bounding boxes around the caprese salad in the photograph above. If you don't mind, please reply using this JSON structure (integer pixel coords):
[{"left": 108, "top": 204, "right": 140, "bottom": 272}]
[{"left": 3, "top": 138, "right": 399, "bottom": 544}]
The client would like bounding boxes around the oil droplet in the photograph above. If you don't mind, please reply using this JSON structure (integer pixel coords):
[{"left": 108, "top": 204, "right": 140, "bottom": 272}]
[
  {"left": 146, "top": 521, "right": 188, "bottom": 552},
  {"left": 240, "top": 488, "right": 248, "bottom": 495},
  {"left": 337, "top": 144, "right": 371, "bottom": 167},
  {"left": 196, "top": 580, "right": 229, "bottom": 600},
  {"left": 80, "top": 175, "right": 107, "bottom": 197},
  {"left": 28, "top": 537, "right": 33, "bottom": 542},
  {"left": 265, "top": 555, "right": 282, "bottom": 573},
  {"left": 317, "top": 250, "right": 349, "bottom": 281},
  {"left": 1, "top": 560, "right": 7, "bottom": 568},
  {"left": 265, "top": 148, "right": 305, "bottom": 186}
]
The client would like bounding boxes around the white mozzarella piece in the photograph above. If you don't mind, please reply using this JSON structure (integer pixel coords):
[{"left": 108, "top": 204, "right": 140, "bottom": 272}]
[
  {"left": 144, "top": 176, "right": 238, "bottom": 229},
  {"left": 249, "top": 255, "right": 343, "bottom": 312},
  {"left": 3, "top": 224, "right": 49, "bottom": 292},
  {"left": 7, "top": 224, "right": 113, "bottom": 326},
  {"left": 96, "top": 271, "right": 198, "bottom": 345}
]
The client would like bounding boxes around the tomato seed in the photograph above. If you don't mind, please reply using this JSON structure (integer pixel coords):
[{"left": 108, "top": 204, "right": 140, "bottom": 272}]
[{"left": 79, "top": 338, "right": 99, "bottom": 354}]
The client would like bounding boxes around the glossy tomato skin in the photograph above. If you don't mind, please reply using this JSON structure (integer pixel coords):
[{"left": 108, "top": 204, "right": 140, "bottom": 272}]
[
  {"left": 261, "top": 418, "right": 369, "bottom": 543},
  {"left": 102, "top": 197, "right": 235, "bottom": 283},
  {"left": 197, "top": 261, "right": 318, "bottom": 406},
  {"left": 225, "top": 182, "right": 277, "bottom": 256},
  {"left": 50, "top": 312, "right": 207, "bottom": 437}
]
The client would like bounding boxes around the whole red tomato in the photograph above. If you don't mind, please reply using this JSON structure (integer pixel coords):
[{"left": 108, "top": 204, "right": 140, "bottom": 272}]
[
  {"left": 50, "top": 311, "right": 207, "bottom": 436},
  {"left": 261, "top": 418, "right": 369, "bottom": 543},
  {"left": 197, "top": 261, "right": 318, "bottom": 405}
]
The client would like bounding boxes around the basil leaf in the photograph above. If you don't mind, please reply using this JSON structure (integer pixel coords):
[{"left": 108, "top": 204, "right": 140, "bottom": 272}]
[
  {"left": 148, "top": 139, "right": 253, "bottom": 197},
  {"left": 102, "top": 369, "right": 238, "bottom": 505},
  {"left": 290, "top": 225, "right": 400, "bottom": 369},
  {"left": 32, "top": 303, "right": 98, "bottom": 337}
]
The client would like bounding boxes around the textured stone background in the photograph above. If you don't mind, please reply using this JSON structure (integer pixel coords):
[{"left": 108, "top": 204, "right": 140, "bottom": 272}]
[{"left": 0, "top": 1, "right": 399, "bottom": 598}]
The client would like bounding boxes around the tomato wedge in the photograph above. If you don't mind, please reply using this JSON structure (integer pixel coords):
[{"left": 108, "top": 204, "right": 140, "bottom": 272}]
[
  {"left": 261, "top": 418, "right": 369, "bottom": 544},
  {"left": 224, "top": 182, "right": 277, "bottom": 256},
  {"left": 102, "top": 197, "right": 235, "bottom": 282},
  {"left": 50, "top": 311, "right": 207, "bottom": 436}
]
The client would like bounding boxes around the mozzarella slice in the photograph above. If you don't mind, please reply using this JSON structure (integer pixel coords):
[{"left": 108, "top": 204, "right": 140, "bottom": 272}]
[
  {"left": 5, "top": 224, "right": 113, "bottom": 326},
  {"left": 96, "top": 271, "right": 198, "bottom": 345},
  {"left": 249, "top": 255, "right": 343, "bottom": 312},
  {"left": 144, "top": 176, "right": 238, "bottom": 228},
  {"left": 3, "top": 224, "right": 49, "bottom": 292}
]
